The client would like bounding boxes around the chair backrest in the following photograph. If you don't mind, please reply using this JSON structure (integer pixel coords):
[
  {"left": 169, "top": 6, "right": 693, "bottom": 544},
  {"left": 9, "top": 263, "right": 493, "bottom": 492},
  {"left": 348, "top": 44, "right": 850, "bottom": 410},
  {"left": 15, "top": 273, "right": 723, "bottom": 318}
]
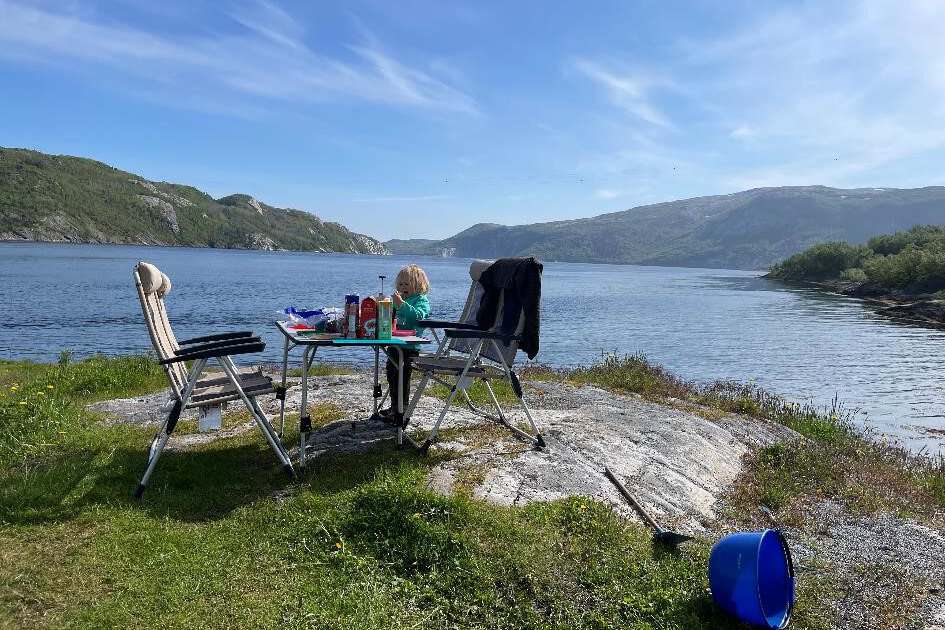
[
  {"left": 448, "top": 259, "right": 531, "bottom": 366},
  {"left": 134, "top": 261, "right": 187, "bottom": 399}
]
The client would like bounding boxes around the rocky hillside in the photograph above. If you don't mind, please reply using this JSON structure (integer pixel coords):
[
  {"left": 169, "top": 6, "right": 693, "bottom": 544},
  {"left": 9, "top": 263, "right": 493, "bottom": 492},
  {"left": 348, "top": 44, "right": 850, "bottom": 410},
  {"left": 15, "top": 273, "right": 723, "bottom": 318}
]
[
  {"left": 387, "top": 186, "right": 945, "bottom": 269},
  {"left": 0, "top": 147, "right": 388, "bottom": 254}
]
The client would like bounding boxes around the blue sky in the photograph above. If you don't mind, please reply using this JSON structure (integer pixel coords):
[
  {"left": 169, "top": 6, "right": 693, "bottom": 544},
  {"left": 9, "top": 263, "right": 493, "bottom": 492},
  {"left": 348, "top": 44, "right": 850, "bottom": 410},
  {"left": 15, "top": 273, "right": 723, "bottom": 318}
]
[{"left": 2, "top": 0, "right": 944, "bottom": 241}]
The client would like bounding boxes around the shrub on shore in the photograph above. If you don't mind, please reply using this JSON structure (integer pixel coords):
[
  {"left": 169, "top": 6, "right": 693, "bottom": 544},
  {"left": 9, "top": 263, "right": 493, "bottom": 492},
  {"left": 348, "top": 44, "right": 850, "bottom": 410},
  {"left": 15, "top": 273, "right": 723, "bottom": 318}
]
[{"left": 769, "top": 224, "right": 945, "bottom": 293}]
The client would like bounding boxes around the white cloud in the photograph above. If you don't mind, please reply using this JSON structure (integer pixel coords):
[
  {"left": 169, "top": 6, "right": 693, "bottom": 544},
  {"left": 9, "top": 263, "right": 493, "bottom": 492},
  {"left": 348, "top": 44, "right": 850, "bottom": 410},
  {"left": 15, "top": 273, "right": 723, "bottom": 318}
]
[
  {"left": 730, "top": 125, "right": 756, "bottom": 140},
  {"left": 573, "top": 0, "right": 945, "bottom": 195},
  {"left": 0, "top": 0, "right": 478, "bottom": 116},
  {"left": 573, "top": 59, "right": 674, "bottom": 129},
  {"left": 594, "top": 189, "right": 620, "bottom": 199}
]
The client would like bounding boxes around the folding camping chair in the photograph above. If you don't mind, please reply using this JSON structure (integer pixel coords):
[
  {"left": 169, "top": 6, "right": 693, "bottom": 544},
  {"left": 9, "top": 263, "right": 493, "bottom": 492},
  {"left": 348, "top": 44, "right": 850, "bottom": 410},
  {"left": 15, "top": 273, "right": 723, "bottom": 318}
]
[
  {"left": 403, "top": 259, "right": 546, "bottom": 453},
  {"left": 132, "top": 261, "right": 294, "bottom": 497}
]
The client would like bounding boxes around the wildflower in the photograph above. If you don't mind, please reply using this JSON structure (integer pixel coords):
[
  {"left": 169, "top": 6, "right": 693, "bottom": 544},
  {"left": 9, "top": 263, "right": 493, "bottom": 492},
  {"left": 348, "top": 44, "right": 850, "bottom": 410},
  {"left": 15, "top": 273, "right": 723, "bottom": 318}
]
[
  {"left": 46, "top": 385, "right": 54, "bottom": 389},
  {"left": 10, "top": 385, "right": 17, "bottom": 391},
  {"left": 18, "top": 401, "right": 27, "bottom": 406},
  {"left": 335, "top": 542, "right": 343, "bottom": 549}
]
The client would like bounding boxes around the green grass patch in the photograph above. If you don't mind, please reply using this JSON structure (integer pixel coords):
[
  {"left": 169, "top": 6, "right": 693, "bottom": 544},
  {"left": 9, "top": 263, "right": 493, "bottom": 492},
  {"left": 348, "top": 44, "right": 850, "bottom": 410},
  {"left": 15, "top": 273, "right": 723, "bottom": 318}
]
[
  {"left": 0, "top": 353, "right": 166, "bottom": 466},
  {"left": 0, "top": 353, "right": 788, "bottom": 629}
]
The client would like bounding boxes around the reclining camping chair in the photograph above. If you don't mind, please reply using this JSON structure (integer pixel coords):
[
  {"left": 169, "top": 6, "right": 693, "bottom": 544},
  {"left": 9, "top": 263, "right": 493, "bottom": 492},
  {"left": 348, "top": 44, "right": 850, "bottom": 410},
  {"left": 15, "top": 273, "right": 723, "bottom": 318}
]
[
  {"left": 132, "top": 261, "right": 294, "bottom": 497},
  {"left": 403, "top": 259, "right": 545, "bottom": 454}
]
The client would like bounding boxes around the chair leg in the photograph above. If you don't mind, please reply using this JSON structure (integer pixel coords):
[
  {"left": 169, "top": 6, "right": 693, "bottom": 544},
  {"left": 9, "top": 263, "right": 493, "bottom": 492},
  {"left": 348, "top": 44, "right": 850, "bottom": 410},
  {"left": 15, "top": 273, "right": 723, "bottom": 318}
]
[
  {"left": 135, "top": 359, "right": 206, "bottom": 497},
  {"left": 134, "top": 401, "right": 181, "bottom": 497},
  {"left": 491, "top": 340, "right": 545, "bottom": 448},
  {"left": 420, "top": 381, "right": 462, "bottom": 454},
  {"left": 219, "top": 356, "right": 296, "bottom": 478},
  {"left": 419, "top": 341, "right": 482, "bottom": 454}
]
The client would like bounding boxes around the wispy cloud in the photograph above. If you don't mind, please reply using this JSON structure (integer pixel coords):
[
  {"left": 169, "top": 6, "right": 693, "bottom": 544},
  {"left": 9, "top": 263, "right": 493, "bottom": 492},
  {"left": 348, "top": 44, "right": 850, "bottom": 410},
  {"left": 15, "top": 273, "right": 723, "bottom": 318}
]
[
  {"left": 594, "top": 189, "right": 620, "bottom": 199},
  {"left": 0, "top": 0, "right": 478, "bottom": 116},
  {"left": 572, "top": 0, "right": 945, "bottom": 195},
  {"left": 573, "top": 59, "right": 674, "bottom": 129}
]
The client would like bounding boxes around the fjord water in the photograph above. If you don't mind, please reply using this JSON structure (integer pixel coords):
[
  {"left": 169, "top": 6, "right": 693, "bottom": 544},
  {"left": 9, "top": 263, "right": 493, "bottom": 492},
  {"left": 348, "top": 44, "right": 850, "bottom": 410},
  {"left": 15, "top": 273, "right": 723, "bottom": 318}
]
[{"left": 2, "top": 242, "right": 944, "bottom": 455}]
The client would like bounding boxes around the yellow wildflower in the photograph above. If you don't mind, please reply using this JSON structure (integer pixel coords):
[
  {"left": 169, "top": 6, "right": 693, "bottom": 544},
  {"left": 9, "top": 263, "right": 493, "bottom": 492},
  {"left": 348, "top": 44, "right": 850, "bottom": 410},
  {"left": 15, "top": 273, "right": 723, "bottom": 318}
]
[
  {"left": 335, "top": 542, "right": 343, "bottom": 549},
  {"left": 18, "top": 401, "right": 27, "bottom": 406},
  {"left": 46, "top": 385, "right": 54, "bottom": 389}
]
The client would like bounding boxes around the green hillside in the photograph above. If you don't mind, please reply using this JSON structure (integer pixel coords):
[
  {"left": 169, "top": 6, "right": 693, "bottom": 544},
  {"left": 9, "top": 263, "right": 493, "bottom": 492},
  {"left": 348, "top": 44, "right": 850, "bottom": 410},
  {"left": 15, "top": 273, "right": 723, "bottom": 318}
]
[
  {"left": 387, "top": 186, "right": 945, "bottom": 269},
  {"left": 0, "top": 147, "right": 388, "bottom": 254},
  {"left": 768, "top": 225, "right": 945, "bottom": 294}
]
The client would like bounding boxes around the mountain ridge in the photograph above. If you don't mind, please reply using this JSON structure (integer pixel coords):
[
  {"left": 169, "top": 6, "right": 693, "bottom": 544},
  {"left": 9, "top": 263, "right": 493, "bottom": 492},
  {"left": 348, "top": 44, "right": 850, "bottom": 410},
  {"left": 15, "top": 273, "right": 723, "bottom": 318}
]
[
  {"left": 386, "top": 185, "right": 945, "bottom": 269},
  {"left": 0, "top": 147, "right": 388, "bottom": 255}
]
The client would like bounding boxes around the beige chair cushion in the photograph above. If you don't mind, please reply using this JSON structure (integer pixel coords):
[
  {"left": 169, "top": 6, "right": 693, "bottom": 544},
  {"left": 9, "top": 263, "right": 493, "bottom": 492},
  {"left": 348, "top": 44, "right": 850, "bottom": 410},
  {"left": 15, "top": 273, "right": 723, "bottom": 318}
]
[{"left": 137, "top": 262, "right": 172, "bottom": 297}]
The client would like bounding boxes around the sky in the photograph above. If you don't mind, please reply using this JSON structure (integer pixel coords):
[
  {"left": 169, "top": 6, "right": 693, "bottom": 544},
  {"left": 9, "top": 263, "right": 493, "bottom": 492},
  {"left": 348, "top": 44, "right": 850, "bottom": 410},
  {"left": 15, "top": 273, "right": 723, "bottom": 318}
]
[{"left": 2, "top": 0, "right": 945, "bottom": 241}]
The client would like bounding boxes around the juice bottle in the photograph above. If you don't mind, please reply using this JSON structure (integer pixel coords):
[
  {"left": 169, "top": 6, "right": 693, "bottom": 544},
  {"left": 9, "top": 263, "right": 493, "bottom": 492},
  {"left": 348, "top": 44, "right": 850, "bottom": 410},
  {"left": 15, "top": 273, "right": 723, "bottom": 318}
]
[
  {"left": 345, "top": 294, "right": 359, "bottom": 339},
  {"left": 359, "top": 296, "right": 377, "bottom": 339},
  {"left": 377, "top": 296, "right": 393, "bottom": 339}
]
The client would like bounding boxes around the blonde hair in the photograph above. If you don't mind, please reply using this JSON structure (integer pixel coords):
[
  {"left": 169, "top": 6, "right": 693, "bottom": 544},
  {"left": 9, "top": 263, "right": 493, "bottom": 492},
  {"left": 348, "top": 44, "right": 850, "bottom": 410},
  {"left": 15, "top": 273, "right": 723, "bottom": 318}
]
[{"left": 397, "top": 264, "right": 430, "bottom": 296}]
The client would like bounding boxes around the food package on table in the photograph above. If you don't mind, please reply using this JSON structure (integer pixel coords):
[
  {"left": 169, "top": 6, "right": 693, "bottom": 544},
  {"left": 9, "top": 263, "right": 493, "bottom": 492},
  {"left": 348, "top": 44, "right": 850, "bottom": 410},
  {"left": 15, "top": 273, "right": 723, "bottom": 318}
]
[{"left": 281, "top": 307, "right": 343, "bottom": 332}]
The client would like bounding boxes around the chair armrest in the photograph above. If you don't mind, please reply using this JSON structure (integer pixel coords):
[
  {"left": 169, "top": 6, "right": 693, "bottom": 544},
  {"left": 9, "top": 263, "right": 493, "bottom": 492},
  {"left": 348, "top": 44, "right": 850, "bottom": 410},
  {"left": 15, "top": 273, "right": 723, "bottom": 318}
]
[
  {"left": 444, "top": 329, "right": 521, "bottom": 342},
  {"left": 161, "top": 338, "right": 265, "bottom": 364},
  {"left": 417, "top": 320, "right": 482, "bottom": 330},
  {"left": 179, "top": 331, "right": 254, "bottom": 345}
]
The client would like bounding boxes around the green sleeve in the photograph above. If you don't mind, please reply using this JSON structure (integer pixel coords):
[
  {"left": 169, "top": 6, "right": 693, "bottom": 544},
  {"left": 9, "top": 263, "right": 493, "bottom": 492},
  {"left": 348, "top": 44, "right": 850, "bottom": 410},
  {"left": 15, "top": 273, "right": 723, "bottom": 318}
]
[{"left": 397, "top": 294, "right": 430, "bottom": 328}]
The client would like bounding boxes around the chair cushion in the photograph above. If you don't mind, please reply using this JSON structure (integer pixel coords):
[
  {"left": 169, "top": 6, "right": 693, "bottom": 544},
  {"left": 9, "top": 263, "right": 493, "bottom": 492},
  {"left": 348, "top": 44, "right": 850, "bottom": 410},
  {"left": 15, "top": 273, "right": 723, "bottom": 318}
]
[
  {"left": 187, "top": 371, "right": 275, "bottom": 407},
  {"left": 414, "top": 356, "right": 504, "bottom": 379},
  {"left": 137, "top": 261, "right": 172, "bottom": 297}
]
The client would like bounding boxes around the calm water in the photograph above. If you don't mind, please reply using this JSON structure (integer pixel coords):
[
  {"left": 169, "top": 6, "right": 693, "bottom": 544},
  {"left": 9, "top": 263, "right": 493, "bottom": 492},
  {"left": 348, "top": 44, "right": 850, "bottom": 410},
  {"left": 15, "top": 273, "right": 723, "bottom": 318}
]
[{"left": 2, "top": 242, "right": 944, "bottom": 455}]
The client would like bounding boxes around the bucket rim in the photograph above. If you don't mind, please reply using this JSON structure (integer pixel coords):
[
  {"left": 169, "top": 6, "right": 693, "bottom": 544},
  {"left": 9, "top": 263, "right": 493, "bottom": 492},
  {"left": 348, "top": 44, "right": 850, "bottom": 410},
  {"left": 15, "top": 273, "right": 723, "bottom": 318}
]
[{"left": 754, "top": 529, "right": 795, "bottom": 629}]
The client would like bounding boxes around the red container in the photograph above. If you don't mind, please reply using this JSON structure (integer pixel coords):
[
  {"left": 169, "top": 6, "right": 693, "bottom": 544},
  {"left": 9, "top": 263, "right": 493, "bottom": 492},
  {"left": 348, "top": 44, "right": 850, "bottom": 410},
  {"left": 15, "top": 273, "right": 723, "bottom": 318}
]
[{"left": 359, "top": 296, "right": 377, "bottom": 339}]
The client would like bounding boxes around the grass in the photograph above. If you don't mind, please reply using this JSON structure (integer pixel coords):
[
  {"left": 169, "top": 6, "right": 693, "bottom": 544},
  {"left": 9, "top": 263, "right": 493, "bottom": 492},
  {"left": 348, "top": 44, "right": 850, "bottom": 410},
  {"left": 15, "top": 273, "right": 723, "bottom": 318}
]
[
  {"left": 3, "top": 352, "right": 942, "bottom": 628},
  {"left": 1, "top": 353, "right": 759, "bottom": 629}
]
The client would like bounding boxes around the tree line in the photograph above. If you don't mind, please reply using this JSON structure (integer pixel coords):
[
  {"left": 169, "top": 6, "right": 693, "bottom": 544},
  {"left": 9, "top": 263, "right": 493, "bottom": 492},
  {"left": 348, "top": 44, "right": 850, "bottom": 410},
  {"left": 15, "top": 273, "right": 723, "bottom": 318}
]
[{"left": 768, "top": 225, "right": 945, "bottom": 293}]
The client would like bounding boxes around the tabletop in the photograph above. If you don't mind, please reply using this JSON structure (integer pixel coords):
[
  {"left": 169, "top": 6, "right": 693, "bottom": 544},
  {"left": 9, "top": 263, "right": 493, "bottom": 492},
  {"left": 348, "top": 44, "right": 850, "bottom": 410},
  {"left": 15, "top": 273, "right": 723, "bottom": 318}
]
[{"left": 275, "top": 320, "right": 430, "bottom": 346}]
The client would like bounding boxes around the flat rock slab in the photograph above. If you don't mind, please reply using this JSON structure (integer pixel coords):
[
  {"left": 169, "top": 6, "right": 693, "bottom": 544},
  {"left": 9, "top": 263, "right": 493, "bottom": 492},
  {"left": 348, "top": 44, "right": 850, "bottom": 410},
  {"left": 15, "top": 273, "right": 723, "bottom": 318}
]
[{"left": 89, "top": 371, "right": 796, "bottom": 531}]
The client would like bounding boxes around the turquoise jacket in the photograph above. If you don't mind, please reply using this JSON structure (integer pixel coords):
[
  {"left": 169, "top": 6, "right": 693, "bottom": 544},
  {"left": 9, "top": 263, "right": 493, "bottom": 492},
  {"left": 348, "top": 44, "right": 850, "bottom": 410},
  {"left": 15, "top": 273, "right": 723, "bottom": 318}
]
[{"left": 395, "top": 293, "right": 431, "bottom": 335}]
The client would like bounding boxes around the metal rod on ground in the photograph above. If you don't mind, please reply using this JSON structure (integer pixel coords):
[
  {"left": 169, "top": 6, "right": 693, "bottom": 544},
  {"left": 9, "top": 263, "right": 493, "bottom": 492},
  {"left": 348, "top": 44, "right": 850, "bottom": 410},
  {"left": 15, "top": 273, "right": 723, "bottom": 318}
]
[{"left": 604, "top": 466, "right": 694, "bottom": 548}]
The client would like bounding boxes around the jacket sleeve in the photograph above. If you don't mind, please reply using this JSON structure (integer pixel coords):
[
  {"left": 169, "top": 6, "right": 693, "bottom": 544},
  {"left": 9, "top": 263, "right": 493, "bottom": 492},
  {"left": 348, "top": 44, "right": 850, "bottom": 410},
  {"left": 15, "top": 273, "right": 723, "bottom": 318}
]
[{"left": 397, "top": 295, "right": 431, "bottom": 327}]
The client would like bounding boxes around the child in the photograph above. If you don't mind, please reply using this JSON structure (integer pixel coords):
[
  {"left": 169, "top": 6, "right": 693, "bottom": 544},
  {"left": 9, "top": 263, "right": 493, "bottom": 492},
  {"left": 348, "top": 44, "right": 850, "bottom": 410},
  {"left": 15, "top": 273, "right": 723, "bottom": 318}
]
[{"left": 381, "top": 264, "right": 431, "bottom": 424}]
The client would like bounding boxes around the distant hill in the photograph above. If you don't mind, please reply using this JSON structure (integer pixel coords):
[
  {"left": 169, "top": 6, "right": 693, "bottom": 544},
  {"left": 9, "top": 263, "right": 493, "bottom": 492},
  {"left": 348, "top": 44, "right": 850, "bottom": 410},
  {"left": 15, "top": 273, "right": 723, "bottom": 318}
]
[
  {"left": 0, "top": 147, "right": 388, "bottom": 254},
  {"left": 386, "top": 186, "right": 945, "bottom": 269}
]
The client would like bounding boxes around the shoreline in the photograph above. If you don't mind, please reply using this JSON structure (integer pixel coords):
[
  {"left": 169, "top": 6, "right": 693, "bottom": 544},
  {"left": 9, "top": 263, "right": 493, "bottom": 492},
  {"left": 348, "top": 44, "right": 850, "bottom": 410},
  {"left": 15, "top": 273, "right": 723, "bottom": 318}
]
[{"left": 767, "top": 274, "right": 945, "bottom": 329}]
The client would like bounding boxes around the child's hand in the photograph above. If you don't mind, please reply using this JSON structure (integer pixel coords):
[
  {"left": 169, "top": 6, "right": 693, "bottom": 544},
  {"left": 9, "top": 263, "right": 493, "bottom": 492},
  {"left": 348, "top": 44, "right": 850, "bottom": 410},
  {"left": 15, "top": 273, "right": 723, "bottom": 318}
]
[{"left": 392, "top": 291, "right": 404, "bottom": 306}]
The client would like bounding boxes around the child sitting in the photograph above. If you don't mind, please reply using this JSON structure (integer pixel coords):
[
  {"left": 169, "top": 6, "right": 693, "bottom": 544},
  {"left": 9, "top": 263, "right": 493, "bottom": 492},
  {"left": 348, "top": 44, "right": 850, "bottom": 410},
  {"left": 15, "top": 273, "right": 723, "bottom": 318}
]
[{"left": 381, "top": 264, "right": 431, "bottom": 423}]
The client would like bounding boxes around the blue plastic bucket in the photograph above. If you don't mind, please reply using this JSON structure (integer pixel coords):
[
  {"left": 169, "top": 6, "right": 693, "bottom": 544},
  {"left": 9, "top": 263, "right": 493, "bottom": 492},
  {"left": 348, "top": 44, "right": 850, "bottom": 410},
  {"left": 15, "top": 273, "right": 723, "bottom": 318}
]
[{"left": 709, "top": 529, "right": 795, "bottom": 628}]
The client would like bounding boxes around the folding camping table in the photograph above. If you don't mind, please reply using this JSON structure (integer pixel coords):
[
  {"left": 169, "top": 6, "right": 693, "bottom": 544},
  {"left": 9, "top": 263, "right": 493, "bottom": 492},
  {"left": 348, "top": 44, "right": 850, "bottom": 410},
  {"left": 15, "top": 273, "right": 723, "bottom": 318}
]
[{"left": 274, "top": 321, "right": 430, "bottom": 468}]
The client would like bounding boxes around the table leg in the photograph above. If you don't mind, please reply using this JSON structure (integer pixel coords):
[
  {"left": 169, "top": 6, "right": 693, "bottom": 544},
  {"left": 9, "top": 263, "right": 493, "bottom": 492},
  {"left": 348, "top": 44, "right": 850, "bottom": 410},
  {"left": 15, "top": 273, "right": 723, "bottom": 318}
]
[
  {"left": 372, "top": 347, "right": 381, "bottom": 419},
  {"left": 394, "top": 346, "right": 404, "bottom": 448},
  {"left": 278, "top": 335, "right": 290, "bottom": 438},
  {"left": 299, "top": 345, "right": 317, "bottom": 470}
]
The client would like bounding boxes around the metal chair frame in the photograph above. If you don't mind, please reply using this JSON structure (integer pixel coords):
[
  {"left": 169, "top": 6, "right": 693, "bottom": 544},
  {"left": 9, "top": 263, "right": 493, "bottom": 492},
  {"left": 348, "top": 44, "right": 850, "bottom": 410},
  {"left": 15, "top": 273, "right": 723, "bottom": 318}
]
[{"left": 132, "top": 262, "right": 294, "bottom": 497}]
